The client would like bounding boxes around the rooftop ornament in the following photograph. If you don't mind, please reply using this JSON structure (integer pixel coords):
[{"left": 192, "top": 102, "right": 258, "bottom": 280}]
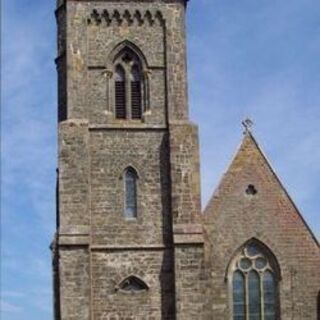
[{"left": 242, "top": 118, "right": 254, "bottom": 134}]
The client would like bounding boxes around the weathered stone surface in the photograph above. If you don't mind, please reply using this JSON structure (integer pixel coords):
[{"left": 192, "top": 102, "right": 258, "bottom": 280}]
[
  {"left": 59, "top": 247, "right": 90, "bottom": 320},
  {"left": 204, "top": 133, "right": 320, "bottom": 319},
  {"left": 53, "top": 1, "right": 319, "bottom": 319},
  {"left": 58, "top": 119, "right": 90, "bottom": 234},
  {"left": 89, "top": 130, "right": 171, "bottom": 246},
  {"left": 54, "top": 1, "right": 204, "bottom": 319},
  {"left": 169, "top": 122, "right": 202, "bottom": 225},
  {"left": 91, "top": 249, "right": 175, "bottom": 319},
  {"left": 56, "top": 0, "right": 189, "bottom": 123}
]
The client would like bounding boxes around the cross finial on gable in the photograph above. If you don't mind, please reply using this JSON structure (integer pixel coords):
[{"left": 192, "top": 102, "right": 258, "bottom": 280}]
[{"left": 242, "top": 118, "right": 254, "bottom": 134}]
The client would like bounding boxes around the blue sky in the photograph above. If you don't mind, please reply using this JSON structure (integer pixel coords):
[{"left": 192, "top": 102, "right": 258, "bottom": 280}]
[{"left": 1, "top": 0, "right": 320, "bottom": 319}]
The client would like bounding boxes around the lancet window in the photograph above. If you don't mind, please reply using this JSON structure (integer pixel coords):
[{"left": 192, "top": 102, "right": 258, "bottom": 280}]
[{"left": 124, "top": 167, "right": 138, "bottom": 219}]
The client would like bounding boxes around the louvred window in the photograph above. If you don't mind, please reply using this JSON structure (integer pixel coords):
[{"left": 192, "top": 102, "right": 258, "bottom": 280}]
[{"left": 115, "top": 65, "right": 126, "bottom": 119}]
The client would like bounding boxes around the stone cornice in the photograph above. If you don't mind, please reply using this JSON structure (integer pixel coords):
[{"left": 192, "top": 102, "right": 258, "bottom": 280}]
[{"left": 87, "top": 8, "right": 165, "bottom": 27}]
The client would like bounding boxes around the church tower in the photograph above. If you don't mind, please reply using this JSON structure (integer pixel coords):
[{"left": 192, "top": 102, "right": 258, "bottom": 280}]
[
  {"left": 53, "top": 1, "right": 320, "bottom": 319},
  {"left": 53, "top": 0, "right": 205, "bottom": 319}
]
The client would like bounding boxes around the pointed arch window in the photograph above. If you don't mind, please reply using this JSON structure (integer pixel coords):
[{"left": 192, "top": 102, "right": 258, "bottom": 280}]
[
  {"left": 230, "top": 241, "right": 280, "bottom": 320},
  {"left": 113, "top": 48, "right": 144, "bottom": 120},
  {"left": 124, "top": 167, "right": 138, "bottom": 219}
]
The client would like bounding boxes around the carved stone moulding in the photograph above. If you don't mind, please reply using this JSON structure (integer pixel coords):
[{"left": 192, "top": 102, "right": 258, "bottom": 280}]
[{"left": 87, "top": 9, "right": 165, "bottom": 27}]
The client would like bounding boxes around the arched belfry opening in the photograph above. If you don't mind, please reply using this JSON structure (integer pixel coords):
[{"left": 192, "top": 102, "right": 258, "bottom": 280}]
[{"left": 111, "top": 45, "right": 146, "bottom": 120}]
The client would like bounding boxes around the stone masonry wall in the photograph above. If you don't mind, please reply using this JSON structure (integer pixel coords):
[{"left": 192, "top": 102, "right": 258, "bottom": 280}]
[
  {"left": 169, "top": 122, "right": 202, "bottom": 225},
  {"left": 63, "top": 0, "right": 189, "bottom": 123},
  {"left": 168, "top": 122, "right": 205, "bottom": 320},
  {"left": 91, "top": 249, "right": 175, "bottom": 320},
  {"left": 174, "top": 244, "right": 206, "bottom": 320},
  {"left": 204, "top": 134, "right": 320, "bottom": 320},
  {"left": 58, "top": 120, "right": 89, "bottom": 235},
  {"left": 89, "top": 129, "right": 171, "bottom": 247},
  {"left": 55, "top": 1, "right": 206, "bottom": 319},
  {"left": 59, "top": 247, "right": 90, "bottom": 320}
]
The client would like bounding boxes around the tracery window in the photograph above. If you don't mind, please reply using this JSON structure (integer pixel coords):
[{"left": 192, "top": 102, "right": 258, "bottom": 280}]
[
  {"left": 230, "top": 242, "right": 279, "bottom": 320},
  {"left": 114, "top": 49, "right": 143, "bottom": 120},
  {"left": 124, "top": 167, "right": 138, "bottom": 219}
]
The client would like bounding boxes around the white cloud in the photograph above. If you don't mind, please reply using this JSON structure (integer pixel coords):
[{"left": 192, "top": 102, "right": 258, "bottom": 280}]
[{"left": 1, "top": 301, "right": 22, "bottom": 313}]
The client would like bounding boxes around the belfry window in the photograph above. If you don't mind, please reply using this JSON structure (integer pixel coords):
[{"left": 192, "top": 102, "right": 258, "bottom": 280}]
[
  {"left": 230, "top": 241, "right": 280, "bottom": 320},
  {"left": 113, "top": 49, "right": 144, "bottom": 120},
  {"left": 124, "top": 167, "right": 138, "bottom": 219}
]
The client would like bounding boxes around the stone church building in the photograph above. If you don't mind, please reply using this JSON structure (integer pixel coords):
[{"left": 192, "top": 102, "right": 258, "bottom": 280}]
[{"left": 52, "top": 0, "right": 320, "bottom": 319}]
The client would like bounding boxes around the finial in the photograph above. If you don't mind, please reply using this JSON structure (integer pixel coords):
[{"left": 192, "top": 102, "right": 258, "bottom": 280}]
[{"left": 242, "top": 118, "right": 254, "bottom": 134}]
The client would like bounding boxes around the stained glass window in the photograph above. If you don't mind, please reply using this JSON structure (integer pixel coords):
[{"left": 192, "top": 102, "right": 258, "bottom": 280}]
[
  {"left": 233, "top": 271, "right": 245, "bottom": 320},
  {"left": 248, "top": 271, "right": 261, "bottom": 320},
  {"left": 231, "top": 241, "right": 279, "bottom": 320},
  {"left": 264, "top": 271, "right": 276, "bottom": 320},
  {"left": 246, "top": 243, "right": 260, "bottom": 257}
]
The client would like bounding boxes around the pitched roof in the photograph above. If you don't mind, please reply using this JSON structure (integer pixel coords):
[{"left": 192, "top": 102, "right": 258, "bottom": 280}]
[{"left": 204, "top": 131, "right": 319, "bottom": 247}]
